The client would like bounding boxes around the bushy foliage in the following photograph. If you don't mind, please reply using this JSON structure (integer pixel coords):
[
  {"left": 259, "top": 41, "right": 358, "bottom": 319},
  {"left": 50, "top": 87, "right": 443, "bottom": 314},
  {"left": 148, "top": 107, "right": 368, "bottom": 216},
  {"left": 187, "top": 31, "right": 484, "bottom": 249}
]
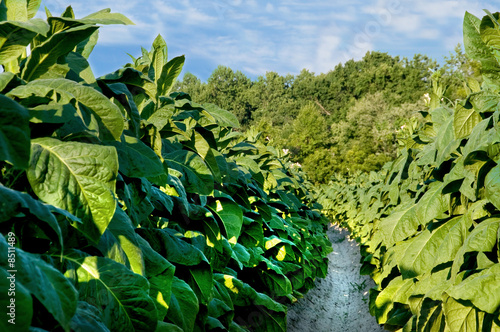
[
  {"left": 175, "top": 51, "right": 440, "bottom": 182},
  {"left": 0, "top": 3, "right": 332, "bottom": 331},
  {"left": 320, "top": 10, "right": 500, "bottom": 331}
]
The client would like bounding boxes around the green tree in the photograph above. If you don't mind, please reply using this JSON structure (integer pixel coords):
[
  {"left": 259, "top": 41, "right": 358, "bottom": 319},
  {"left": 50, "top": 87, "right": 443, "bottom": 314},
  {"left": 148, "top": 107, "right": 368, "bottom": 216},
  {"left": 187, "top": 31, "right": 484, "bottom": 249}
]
[
  {"left": 205, "top": 65, "right": 255, "bottom": 126},
  {"left": 174, "top": 72, "right": 207, "bottom": 100},
  {"left": 330, "top": 92, "right": 423, "bottom": 173}
]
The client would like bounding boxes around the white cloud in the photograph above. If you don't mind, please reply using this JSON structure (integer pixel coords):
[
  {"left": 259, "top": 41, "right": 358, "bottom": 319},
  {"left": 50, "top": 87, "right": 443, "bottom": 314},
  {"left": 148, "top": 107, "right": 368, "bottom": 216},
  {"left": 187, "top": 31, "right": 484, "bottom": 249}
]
[
  {"left": 314, "top": 34, "right": 343, "bottom": 72},
  {"left": 40, "top": 0, "right": 499, "bottom": 80}
]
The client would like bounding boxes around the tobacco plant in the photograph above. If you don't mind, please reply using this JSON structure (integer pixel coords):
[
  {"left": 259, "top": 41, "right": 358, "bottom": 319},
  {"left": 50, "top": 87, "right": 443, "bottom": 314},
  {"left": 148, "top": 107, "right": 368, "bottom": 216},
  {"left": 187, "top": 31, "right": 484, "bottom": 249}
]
[
  {"left": 0, "top": 2, "right": 332, "bottom": 331},
  {"left": 320, "top": 10, "right": 500, "bottom": 331}
]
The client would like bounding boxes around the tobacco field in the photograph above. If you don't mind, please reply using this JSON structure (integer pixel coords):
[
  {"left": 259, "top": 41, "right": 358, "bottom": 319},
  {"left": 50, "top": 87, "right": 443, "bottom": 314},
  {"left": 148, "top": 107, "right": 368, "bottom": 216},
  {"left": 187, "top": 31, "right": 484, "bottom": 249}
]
[
  {"left": 2, "top": 0, "right": 500, "bottom": 331},
  {"left": 319, "top": 10, "right": 500, "bottom": 331},
  {"left": 0, "top": 2, "right": 332, "bottom": 331}
]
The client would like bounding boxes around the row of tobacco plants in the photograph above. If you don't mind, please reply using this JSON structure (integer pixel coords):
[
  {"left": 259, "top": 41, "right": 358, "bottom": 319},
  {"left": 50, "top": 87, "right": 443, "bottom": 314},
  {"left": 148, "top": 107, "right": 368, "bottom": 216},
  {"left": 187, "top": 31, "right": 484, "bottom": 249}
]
[
  {"left": 0, "top": 2, "right": 332, "bottom": 331},
  {"left": 319, "top": 10, "right": 500, "bottom": 331}
]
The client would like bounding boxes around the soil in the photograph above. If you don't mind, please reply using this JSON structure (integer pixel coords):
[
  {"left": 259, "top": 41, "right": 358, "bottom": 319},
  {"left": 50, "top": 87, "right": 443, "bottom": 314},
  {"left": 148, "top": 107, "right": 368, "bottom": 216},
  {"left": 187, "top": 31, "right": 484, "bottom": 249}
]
[{"left": 286, "top": 224, "right": 385, "bottom": 332}]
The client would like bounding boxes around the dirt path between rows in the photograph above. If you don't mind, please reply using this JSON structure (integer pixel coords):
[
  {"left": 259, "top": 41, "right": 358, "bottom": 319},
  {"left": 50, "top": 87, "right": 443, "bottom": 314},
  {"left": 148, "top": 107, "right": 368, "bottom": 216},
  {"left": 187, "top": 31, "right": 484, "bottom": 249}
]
[{"left": 287, "top": 224, "right": 384, "bottom": 332}]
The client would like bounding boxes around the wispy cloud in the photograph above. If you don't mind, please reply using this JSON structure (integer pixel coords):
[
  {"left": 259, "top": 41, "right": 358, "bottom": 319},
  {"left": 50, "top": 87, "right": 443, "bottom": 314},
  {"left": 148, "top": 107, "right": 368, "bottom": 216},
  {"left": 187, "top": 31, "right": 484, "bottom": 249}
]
[{"left": 41, "top": 0, "right": 497, "bottom": 79}]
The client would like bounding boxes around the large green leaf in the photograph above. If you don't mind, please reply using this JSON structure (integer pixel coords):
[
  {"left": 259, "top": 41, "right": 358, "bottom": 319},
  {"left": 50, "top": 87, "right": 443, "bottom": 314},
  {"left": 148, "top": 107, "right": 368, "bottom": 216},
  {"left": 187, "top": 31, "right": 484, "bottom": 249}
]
[
  {"left": 0, "top": 185, "right": 64, "bottom": 246},
  {"left": 451, "top": 217, "right": 500, "bottom": 278},
  {"left": 485, "top": 164, "right": 500, "bottom": 210},
  {"left": 65, "top": 51, "right": 96, "bottom": 84},
  {"left": 415, "top": 298, "right": 446, "bottom": 332},
  {"left": 234, "top": 155, "right": 265, "bottom": 185},
  {"left": 75, "top": 29, "right": 99, "bottom": 59},
  {"left": 22, "top": 24, "right": 98, "bottom": 81},
  {"left": 0, "top": 18, "right": 49, "bottom": 65},
  {"left": 372, "top": 276, "right": 414, "bottom": 324},
  {"left": 447, "top": 263, "right": 500, "bottom": 314},
  {"left": 81, "top": 8, "right": 135, "bottom": 25},
  {"left": 157, "top": 55, "right": 185, "bottom": 97},
  {"left": 378, "top": 202, "right": 419, "bottom": 247},
  {"left": 0, "top": 237, "right": 77, "bottom": 331},
  {"left": 99, "top": 81, "right": 141, "bottom": 136},
  {"left": 164, "top": 149, "right": 214, "bottom": 195},
  {"left": 185, "top": 130, "right": 222, "bottom": 183},
  {"left": 167, "top": 276, "right": 199, "bottom": 332},
  {"left": 443, "top": 296, "right": 485, "bottom": 332},
  {"left": 463, "top": 11, "right": 500, "bottom": 77},
  {"left": 0, "top": 94, "right": 30, "bottom": 168},
  {"left": 415, "top": 181, "right": 449, "bottom": 226},
  {"left": 136, "top": 236, "right": 175, "bottom": 321},
  {"left": 63, "top": 251, "right": 157, "bottom": 332},
  {"left": 109, "top": 135, "right": 166, "bottom": 185},
  {"left": 398, "top": 215, "right": 471, "bottom": 279},
  {"left": 0, "top": 267, "right": 32, "bottom": 332},
  {"left": 26, "top": 0, "right": 42, "bottom": 19},
  {"left": 214, "top": 274, "right": 286, "bottom": 331},
  {"left": 454, "top": 102, "right": 482, "bottom": 139},
  {"left": 8, "top": 78, "right": 125, "bottom": 140},
  {"left": 256, "top": 257, "right": 293, "bottom": 296},
  {"left": 207, "top": 197, "right": 243, "bottom": 245},
  {"left": 3, "top": 0, "right": 27, "bottom": 21},
  {"left": 203, "top": 103, "right": 240, "bottom": 128},
  {"left": 97, "top": 207, "right": 145, "bottom": 275},
  {"left": 435, "top": 113, "right": 460, "bottom": 166},
  {"left": 70, "top": 301, "right": 109, "bottom": 332},
  {"left": 480, "top": 11, "right": 500, "bottom": 65},
  {"left": 137, "top": 228, "right": 213, "bottom": 305},
  {"left": 148, "top": 34, "right": 167, "bottom": 84},
  {"left": 98, "top": 67, "right": 157, "bottom": 102},
  {"left": 28, "top": 137, "right": 118, "bottom": 242}
]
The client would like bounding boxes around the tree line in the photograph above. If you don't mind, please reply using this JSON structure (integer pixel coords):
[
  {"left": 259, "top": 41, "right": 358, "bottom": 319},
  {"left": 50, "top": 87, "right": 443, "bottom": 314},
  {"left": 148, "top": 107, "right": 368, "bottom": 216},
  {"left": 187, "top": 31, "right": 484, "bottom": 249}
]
[{"left": 174, "top": 47, "right": 478, "bottom": 183}]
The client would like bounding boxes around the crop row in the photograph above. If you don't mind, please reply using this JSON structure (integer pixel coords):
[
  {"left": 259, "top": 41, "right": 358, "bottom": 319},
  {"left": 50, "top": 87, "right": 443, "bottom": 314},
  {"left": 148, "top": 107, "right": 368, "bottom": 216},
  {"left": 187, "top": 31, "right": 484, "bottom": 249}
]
[
  {"left": 319, "top": 10, "right": 500, "bottom": 331},
  {"left": 0, "top": 3, "right": 331, "bottom": 331}
]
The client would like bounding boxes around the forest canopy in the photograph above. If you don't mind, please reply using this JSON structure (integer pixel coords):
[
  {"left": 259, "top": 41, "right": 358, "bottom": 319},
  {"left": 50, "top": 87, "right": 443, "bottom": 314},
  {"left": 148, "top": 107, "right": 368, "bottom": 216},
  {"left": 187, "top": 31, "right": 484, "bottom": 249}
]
[{"left": 175, "top": 48, "right": 476, "bottom": 182}]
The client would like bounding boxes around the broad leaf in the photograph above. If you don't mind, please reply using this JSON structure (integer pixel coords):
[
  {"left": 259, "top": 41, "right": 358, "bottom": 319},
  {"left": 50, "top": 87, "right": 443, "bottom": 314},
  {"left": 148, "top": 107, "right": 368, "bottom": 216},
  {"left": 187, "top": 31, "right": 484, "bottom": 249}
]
[
  {"left": 0, "top": 94, "right": 30, "bottom": 168},
  {"left": 443, "top": 296, "right": 485, "bottom": 332},
  {"left": 28, "top": 137, "right": 118, "bottom": 242},
  {"left": 99, "top": 67, "right": 157, "bottom": 102},
  {"left": 22, "top": 24, "right": 98, "bottom": 81},
  {"left": 372, "top": 276, "right": 414, "bottom": 324},
  {"left": 447, "top": 263, "right": 500, "bottom": 314},
  {"left": 97, "top": 207, "right": 145, "bottom": 275},
  {"left": 463, "top": 11, "right": 500, "bottom": 77},
  {"left": 148, "top": 34, "right": 167, "bottom": 84},
  {"left": 415, "top": 181, "right": 449, "bottom": 226},
  {"left": 207, "top": 197, "right": 243, "bottom": 245},
  {"left": 167, "top": 276, "right": 199, "bottom": 332},
  {"left": 164, "top": 149, "right": 214, "bottom": 195},
  {"left": 378, "top": 202, "right": 419, "bottom": 247},
  {"left": 398, "top": 215, "right": 471, "bottom": 279},
  {"left": 0, "top": 185, "right": 64, "bottom": 246},
  {"left": 138, "top": 228, "right": 213, "bottom": 305},
  {"left": 203, "top": 103, "right": 240, "bottom": 128},
  {"left": 109, "top": 135, "right": 166, "bottom": 186},
  {"left": 157, "top": 55, "right": 185, "bottom": 97},
  {"left": 0, "top": 237, "right": 77, "bottom": 331},
  {"left": 70, "top": 301, "right": 109, "bottom": 332},
  {"left": 81, "top": 8, "right": 135, "bottom": 25},
  {"left": 0, "top": 18, "right": 49, "bottom": 65},
  {"left": 454, "top": 102, "right": 482, "bottom": 139},
  {"left": 215, "top": 274, "right": 286, "bottom": 331},
  {"left": 136, "top": 236, "right": 175, "bottom": 321},
  {"left": 63, "top": 251, "right": 157, "bottom": 332},
  {"left": 8, "top": 78, "right": 124, "bottom": 140}
]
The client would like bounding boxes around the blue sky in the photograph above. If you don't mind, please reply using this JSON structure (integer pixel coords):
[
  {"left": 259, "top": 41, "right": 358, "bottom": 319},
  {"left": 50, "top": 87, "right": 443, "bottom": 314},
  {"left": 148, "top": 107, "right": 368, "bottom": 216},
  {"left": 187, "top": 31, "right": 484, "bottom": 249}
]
[{"left": 40, "top": 0, "right": 496, "bottom": 81}]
